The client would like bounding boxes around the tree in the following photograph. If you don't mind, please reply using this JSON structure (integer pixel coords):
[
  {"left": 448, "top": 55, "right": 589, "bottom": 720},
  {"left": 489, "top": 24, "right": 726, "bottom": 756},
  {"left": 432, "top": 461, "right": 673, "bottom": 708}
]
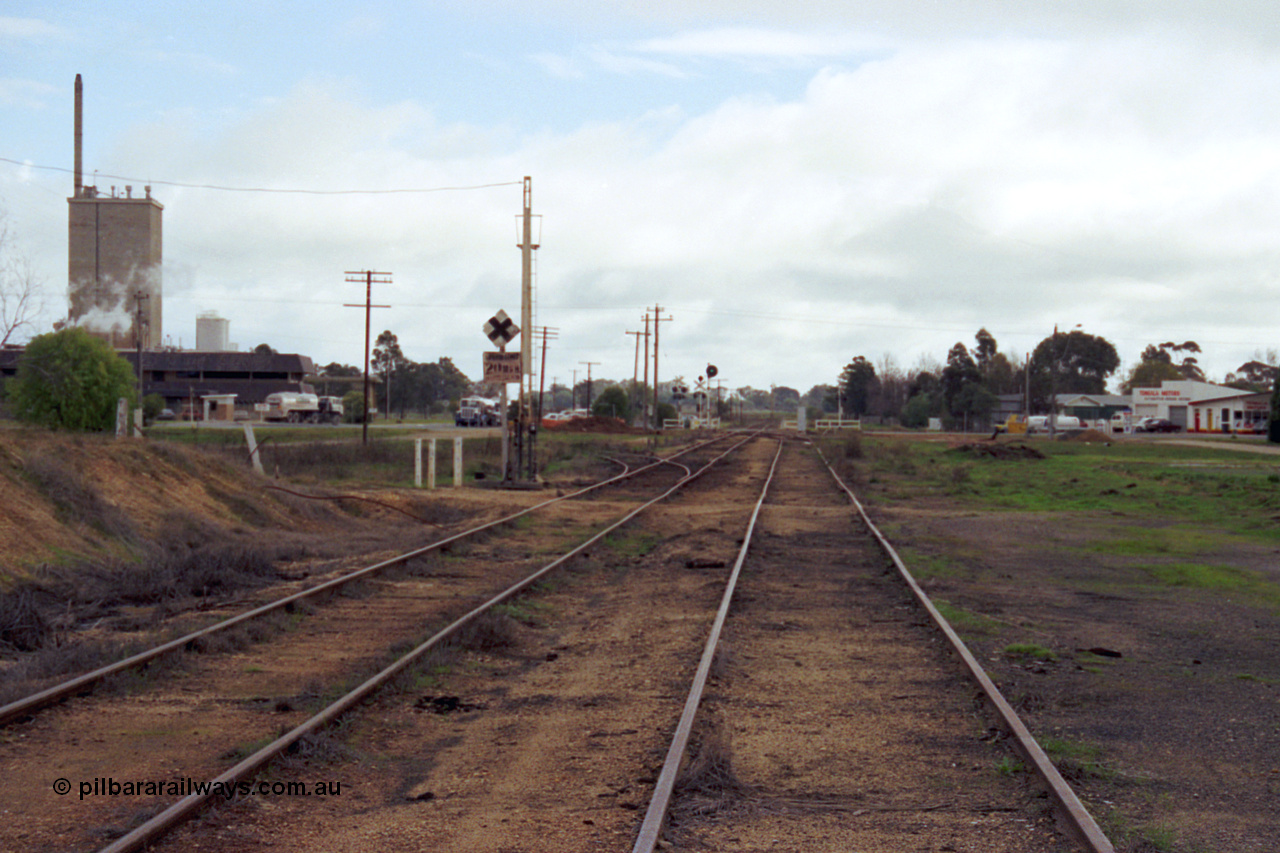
[
  {"left": 1227, "top": 354, "right": 1279, "bottom": 392},
  {"left": 592, "top": 385, "right": 631, "bottom": 421},
  {"left": 371, "top": 330, "right": 405, "bottom": 418},
  {"left": 252, "top": 343, "right": 278, "bottom": 356},
  {"left": 10, "top": 327, "right": 137, "bottom": 431},
  {"left": 1029, "top": 329, "right": 1120, "bottom": 407},
  {"left": 0, "top": 210, "right": 44, "bottom": 347},
  {"left": 341, "top": 390, "right": 365, "bottom": 424},
  {"left": 1121, "top": 360, "right": 1184, "bottom": 393},
  {"left": 840, "top": 357, "right": 878, "bottom": 417},
  {"left": 940, "top": 343, "right": 981, "bottom": 415},
  {"left": 770, "top": 386, "right": 801, "bottom": 410},
  {"left": 974, "top": 328, "right": 998, "bottom": 375}
]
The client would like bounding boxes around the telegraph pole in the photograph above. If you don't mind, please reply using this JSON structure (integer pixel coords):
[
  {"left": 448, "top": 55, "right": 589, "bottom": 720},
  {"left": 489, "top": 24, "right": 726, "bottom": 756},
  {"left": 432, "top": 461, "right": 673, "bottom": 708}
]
[
  {"left": 625, "top": 329, "right": 643, "bottom": 420},
  {"left": 579, "top": 361, "right": 601, "bottom": 410},
  {"left": 649, "top": 305, "right": 672, "bottom": 435},
  {"left": 641, "top": 313, "right": 651, "bottom": 428},
  {"left": 532, "top": 325, "right": 558, "bottom": 479},
  {"left": 344, "top": 270, "right": 391, "bottom": 446}
]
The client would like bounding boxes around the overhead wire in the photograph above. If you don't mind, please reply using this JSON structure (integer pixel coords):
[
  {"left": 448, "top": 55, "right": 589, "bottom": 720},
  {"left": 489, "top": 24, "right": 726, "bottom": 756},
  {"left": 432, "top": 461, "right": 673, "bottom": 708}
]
[{"left": 0, "top": 157, "right": 520, "bottom": 195}]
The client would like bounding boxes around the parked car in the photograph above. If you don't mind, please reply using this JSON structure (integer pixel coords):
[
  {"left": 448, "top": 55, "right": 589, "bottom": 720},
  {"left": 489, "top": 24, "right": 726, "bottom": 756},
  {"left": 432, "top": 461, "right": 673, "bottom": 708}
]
[{"left": 1135, "top": 417, "right": 1179, "bottom": 433}]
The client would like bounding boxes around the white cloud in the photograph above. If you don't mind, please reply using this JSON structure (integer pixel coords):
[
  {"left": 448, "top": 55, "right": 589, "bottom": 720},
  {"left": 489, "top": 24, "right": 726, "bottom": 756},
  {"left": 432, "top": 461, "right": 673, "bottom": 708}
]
[
  {"left": 634, "top": 27, "right": 884, "bottom": 60},
  {"left": 0, "top": 17, "right": 66, "bottom": 41},
  {"left": 13, "top": 13, "right": 1280, "bottom": 387}
]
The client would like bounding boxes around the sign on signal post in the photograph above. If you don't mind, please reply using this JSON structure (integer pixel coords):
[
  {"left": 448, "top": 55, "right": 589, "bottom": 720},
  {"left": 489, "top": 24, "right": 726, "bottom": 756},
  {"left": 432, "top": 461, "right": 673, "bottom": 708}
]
[
  {"left": 483, "top": 351, "right": 522, "bottom": 383},
  {"left": 484, "top": 310, "right": 520, "bottom": 347}
]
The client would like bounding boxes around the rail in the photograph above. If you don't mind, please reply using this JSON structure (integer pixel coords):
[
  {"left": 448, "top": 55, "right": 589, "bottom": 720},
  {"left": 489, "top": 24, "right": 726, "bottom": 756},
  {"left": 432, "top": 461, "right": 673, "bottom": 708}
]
[
  {"left": 813, "top": 441, "right": 1115, "bottom": 853},
  {"left": 95, "top": 433, "right": 760, "bottom": 853},
  {"left": 0, "top": 434, "right": 733, "bottom": 728}
]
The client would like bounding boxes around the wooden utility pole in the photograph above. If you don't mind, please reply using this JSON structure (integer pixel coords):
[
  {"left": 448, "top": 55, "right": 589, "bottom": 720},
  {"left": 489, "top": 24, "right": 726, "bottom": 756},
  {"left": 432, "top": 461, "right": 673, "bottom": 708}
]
[
  {"left": 625, "top": 329, "right": 643, "bottom": 420},
  {"left": 532, "top": 325, "right": 558, "bottom": 479},
  {"left": 344, "top": 270, "right": 391, "bottom": 445},
  {"left": 579, "top": 361, "right": 601, "bottom": 410},
  {"left": 641, "top": 313, "right": 651, "bottom": 428},
  {"left": 649, "top": 305, "right": 672, "bottom": 435}
]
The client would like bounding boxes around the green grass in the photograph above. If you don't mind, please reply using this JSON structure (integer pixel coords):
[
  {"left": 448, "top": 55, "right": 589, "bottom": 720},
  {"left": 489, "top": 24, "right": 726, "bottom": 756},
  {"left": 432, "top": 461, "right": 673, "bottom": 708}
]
[
  {"left": 860, "top": 435, "right": 1280, "bottom": 545},
  {"left": 994, "top": 755, "right": 1026, "bottom": 777},
  {"left": 602, "top": 530, "right": 662, "bottom": 557},
  {"left": 1003, "top": 642, "right": 1058, "bottom": 661},
  {"left": 933, "top": 600, "right": 1002, "bottom": 636}
]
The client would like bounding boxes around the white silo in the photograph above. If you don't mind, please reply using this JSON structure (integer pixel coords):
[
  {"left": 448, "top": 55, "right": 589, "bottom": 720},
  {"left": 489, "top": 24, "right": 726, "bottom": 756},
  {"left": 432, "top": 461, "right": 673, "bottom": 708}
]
[{"left": 196, "top": 311, "right": 230, "bottom": 351}]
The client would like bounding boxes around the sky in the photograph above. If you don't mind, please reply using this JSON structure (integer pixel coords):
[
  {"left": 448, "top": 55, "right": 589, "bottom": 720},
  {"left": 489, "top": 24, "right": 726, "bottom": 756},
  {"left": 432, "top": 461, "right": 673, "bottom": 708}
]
[{"left": 4, "top": 1, "right": 1280, "bottom": 396}]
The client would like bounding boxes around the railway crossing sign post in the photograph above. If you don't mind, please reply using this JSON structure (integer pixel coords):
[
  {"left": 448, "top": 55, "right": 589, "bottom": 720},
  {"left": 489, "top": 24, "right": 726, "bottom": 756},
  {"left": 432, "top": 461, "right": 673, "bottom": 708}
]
[{"left": 483, "top": 310, "right": 521, "bottom": 480}]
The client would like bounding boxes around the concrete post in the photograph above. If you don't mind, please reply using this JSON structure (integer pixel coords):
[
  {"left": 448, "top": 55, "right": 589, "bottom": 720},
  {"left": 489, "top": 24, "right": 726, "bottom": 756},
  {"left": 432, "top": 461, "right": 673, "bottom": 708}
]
[{"left": 453, "top": 437, "right": 463, "bottom": 488}]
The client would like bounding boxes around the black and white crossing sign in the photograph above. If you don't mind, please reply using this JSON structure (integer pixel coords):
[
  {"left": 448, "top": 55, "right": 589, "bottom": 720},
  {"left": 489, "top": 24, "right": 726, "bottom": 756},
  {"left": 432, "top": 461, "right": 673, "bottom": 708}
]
[{"left": 483, "top": 310, "right": 520, "bottom": 346}]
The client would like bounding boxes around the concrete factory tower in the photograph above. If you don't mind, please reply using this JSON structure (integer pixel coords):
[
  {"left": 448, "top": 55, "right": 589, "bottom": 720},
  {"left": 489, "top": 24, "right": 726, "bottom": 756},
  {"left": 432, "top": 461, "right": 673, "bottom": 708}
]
[{"left": 67, "top": 74, "right": 163, "bottom": 349}]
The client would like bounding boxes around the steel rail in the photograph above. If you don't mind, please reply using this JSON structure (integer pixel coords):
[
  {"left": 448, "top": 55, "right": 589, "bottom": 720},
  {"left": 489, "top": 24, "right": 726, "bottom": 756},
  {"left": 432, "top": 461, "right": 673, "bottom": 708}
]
[
  {"left": 95, "top": 433, "right": 758, "bottom": 853},
  {"left": 0, "top": 433, "right": 731, "bottom": 728},
  {"left": 813, "top": 441, "right": 1115, "bottom": 853},
  {"left": 631, "top": 438, "right": 784, "bottom": 853}
]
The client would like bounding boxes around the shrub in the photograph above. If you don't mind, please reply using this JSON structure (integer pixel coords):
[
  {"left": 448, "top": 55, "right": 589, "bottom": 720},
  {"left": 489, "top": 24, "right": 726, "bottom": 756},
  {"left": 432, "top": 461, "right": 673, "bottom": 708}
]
[{"left": 10, "top": 328, "right": 138, "bottom": 431}]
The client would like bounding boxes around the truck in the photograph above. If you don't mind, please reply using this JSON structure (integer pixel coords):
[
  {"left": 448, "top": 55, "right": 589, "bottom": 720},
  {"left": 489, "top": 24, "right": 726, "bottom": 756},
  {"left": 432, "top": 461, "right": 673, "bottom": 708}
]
[
  {"left": 263, "top": 392, "right": 344, "bottom": 424},
  {"left": 455, "top": 396, "right": 499, "bottom": 427}
]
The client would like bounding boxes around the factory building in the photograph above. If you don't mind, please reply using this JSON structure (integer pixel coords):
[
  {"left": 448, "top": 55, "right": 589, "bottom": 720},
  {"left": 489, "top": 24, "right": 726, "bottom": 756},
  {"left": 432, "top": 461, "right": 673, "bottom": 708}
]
[{"left": 67, "top": 75, "right": 162, "bottom": 349}]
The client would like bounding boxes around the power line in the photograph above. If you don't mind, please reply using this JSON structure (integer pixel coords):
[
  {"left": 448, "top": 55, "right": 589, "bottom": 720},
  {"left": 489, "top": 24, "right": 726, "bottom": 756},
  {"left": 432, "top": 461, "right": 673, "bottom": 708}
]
[{"left": 0, "top": 157, "right": 521, "bottom": 195}]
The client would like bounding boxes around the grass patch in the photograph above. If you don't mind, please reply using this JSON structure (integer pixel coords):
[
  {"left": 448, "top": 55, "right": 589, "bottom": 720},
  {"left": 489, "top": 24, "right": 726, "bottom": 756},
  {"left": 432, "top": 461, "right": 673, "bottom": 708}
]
[
  {"left": 933, "top": 600, "right": 1002, "bottom": 636},
  {"left": 1003, "top": 642, "right": 1057, "bottom": 661},
  {"left": 994, "top": 755, "right": 1026, "bottom": 777},
  {"left": 602, "top": 530, "right": 662, "bottom": 558},
  {"left": 1040, "top": 736, "right": 1115, "bottom": 781}
]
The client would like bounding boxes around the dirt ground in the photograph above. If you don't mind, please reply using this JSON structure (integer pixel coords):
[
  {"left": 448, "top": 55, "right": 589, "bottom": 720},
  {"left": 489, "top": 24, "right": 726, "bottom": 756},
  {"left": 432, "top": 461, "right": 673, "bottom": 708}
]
[
  {"left": 853, "top": 443, "right": 1280, "bottom": 852},
  {"left": 3, "top": 430, "right": 1276, "bottom": 852}
]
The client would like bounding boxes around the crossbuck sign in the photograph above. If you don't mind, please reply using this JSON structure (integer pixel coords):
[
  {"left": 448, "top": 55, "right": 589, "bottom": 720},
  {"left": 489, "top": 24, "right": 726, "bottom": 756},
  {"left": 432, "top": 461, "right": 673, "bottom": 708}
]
[{"left": 483, "top": 310, "right": 520, "bottom": 347}]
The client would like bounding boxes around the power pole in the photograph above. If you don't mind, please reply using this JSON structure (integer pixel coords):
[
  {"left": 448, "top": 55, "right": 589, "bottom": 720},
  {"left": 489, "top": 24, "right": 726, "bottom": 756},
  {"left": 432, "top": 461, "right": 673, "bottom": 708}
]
[
  {"left": 531, "top": 325, "right": 558, "bottom": 479},
  {"left": 649, "top": 305, "right": 672, "bottom": 435},
  {"left": 571, "top": 368, "right": 579, "bottom": 410},
  {"left": 641, "top": 313, "right": 651, "bottom": 428},
  {"left": 580, "top": 361, "right": 601, "bottom": 410},
  {"left": 344, "top": 270, "right": 391, "bottom": 446},
  {"left": 625, "top": 329, "right": 643, "bottom": 420}
]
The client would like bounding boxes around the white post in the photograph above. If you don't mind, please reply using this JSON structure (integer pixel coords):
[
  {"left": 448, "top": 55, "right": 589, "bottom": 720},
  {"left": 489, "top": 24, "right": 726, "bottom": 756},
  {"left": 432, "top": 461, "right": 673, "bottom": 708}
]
[
  {"left": 244, "top": 424, "right": 264, "bottom": 475},
  {"left": 453, "top": 436, "right": 464, "bottom": 488},
  {"left": 414, "top": 437, "right": 423, "bottom": 488},
  {"left": 428, "top": 438, "right": 437, "bottom": 490}
]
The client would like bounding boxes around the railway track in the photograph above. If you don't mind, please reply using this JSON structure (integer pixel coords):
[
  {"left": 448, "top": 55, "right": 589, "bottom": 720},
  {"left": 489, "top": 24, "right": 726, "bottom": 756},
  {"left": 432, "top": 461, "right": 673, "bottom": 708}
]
[
  {"left": 0, "top": 433, "right": 748, "bottom": 852},
  {"left": 3, "top": 433, "right": 1114, "bottom": 852},
  {"left": 0, "top": 434, "right": 729, "bottom": 730}
]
